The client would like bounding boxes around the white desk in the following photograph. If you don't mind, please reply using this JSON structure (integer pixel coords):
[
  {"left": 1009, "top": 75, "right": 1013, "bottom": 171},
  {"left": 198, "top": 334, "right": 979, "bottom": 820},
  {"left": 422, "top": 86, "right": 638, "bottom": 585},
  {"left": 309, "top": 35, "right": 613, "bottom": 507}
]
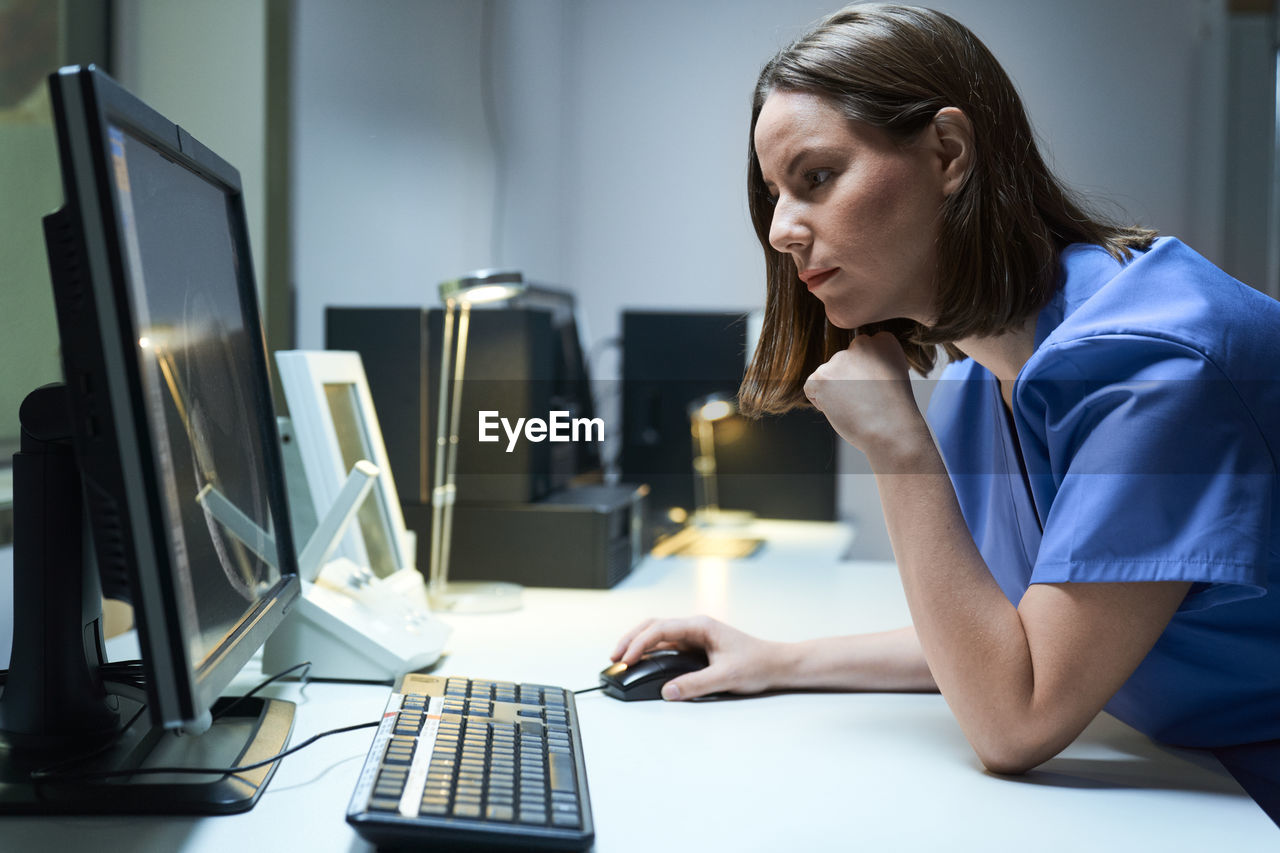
[{"left": 4, "top": 521, "right": 1277, "bottom": 851}]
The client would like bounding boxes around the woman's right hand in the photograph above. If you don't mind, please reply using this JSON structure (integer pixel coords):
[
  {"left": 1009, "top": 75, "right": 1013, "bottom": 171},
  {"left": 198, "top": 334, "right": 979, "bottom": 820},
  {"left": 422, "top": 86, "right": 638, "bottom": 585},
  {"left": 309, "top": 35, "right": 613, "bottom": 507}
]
[{"left": 609, "top": 615, "right": 784, "bottom": 701}]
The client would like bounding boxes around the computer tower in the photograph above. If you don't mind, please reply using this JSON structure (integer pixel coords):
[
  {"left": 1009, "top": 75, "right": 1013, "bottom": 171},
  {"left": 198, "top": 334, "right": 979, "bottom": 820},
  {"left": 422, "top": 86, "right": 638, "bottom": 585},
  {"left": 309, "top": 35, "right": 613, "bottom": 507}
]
[
  {"left": 402, "top": 484, "right": 645, "bottom": 589},
  {"left": 620, "top": 310, "right": 837, "bottom": 533}
]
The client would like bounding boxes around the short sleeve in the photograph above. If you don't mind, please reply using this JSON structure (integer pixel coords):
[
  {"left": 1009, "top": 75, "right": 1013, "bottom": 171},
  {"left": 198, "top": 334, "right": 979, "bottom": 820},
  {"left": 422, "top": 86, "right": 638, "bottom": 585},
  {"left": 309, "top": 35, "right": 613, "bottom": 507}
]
[{"left": 1014, "top": 334, "right": 1274, "bottom": 611}]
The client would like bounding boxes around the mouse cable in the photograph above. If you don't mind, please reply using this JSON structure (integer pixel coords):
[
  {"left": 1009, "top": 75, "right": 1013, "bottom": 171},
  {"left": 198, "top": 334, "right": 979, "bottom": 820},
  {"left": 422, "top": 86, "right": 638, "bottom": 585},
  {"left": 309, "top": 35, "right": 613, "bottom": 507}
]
[
  {"left": 212, "top": 660, "right": 313, "bottom": 721},
  {"left": 572, "top": 685, "right": 603, "bottom": 695},
  {"left": 30, "top": 718, "right": 382, "bottom": 783}
]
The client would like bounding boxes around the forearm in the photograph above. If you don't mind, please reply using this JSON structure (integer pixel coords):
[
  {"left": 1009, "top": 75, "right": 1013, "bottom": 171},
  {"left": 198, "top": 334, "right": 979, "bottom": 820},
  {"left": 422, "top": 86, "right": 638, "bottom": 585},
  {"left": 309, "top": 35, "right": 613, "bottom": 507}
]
[
  {"left": 870, "top": 426, "right": 1056, "bottom": 769},
  {"left": 769, "top": 626, "right": 937, "bottom": 693},
  {"left": 868, "top": 426, "right": 1193, "bottom": 773}
]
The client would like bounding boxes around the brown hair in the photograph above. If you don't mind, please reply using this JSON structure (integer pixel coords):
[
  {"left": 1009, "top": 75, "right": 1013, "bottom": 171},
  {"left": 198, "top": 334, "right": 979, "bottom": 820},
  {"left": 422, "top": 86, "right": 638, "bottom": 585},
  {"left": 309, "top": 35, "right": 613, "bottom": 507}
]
[{"left": 739, "top": 4, "right": 1156, "bottom": 416}]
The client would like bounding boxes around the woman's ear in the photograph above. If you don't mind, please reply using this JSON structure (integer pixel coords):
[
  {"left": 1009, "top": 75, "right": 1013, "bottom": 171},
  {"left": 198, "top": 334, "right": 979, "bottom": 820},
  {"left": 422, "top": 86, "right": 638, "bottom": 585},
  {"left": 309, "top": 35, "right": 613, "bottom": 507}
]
[{"left": 929, "top": 107, "right": 973, "bottom": 196}]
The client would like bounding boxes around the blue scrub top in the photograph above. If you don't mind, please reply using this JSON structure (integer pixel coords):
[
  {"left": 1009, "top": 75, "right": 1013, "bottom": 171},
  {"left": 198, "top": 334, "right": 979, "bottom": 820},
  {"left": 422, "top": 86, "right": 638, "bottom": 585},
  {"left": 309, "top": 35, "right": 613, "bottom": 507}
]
[{"left": 926, "top": 237, "right": 1280, "bottom": 748}]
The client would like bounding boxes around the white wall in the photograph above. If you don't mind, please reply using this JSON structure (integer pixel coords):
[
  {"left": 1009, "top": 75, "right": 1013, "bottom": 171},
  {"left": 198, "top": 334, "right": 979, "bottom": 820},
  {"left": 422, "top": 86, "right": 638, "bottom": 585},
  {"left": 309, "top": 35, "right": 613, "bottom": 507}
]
[{"left": 290, "top": 0, "right": 497, "bottom": 349}]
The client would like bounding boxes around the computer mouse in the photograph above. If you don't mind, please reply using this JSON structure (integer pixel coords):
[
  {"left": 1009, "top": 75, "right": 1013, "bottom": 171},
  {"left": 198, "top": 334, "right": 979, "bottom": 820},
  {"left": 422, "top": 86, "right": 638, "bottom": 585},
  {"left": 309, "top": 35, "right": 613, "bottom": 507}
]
[{"left": 599, "top": 648, "right": 709, "bottom": 701}]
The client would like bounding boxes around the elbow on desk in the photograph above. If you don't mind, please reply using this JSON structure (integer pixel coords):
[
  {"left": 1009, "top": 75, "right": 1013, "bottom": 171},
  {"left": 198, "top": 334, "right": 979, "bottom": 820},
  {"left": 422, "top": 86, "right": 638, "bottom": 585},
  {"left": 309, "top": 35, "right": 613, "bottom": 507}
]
[
  {"left": 975, "top": 745, "right": 1044, "bottom": 777},
  {"left": 968, "top": 722, "right": 1077, "bottom": 777},
  {"left": 955, "top": 697, "right": 1094, "bottom": 776},
  {"left": 949, "top": 682, "right": 1100, "bottom": 776}
]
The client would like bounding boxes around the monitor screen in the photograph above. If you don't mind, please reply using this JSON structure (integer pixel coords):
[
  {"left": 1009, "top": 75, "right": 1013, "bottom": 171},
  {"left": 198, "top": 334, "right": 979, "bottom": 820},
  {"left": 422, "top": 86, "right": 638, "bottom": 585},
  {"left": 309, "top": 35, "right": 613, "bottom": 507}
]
[{"left": 110, "top": 123, "right": 283, "bottom": 668}]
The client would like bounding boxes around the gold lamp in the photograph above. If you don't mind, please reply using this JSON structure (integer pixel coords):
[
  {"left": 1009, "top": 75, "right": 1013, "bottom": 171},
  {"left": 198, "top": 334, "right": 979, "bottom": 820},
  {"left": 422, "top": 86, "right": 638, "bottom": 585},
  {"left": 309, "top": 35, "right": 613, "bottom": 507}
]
[
  {"left": 688, "top": 393, "right": 756, "bottom": 530},
  {"left": 428, "top": 269, "right": 527, "bottom": 612},
  {"left": 652, "top": 393, "right": 762, "bottom": 559}
]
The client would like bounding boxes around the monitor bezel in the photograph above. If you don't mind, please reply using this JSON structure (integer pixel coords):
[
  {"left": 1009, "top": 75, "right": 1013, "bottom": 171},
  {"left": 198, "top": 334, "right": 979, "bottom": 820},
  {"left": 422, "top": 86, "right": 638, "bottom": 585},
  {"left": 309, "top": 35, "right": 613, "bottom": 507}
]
[{"left": 46, "top": 64, "right": 300, "bottom": 728}]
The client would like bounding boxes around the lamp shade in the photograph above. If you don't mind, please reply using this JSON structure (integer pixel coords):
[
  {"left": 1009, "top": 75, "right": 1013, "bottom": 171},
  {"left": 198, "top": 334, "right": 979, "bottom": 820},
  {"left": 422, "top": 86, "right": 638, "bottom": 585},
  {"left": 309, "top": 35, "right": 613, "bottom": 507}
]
[
  {"left": 439, "top": 269, "right": 527, "bottom": 305},
  {"left": 689, "top": 393, "right": 737, "bottom": 424}
]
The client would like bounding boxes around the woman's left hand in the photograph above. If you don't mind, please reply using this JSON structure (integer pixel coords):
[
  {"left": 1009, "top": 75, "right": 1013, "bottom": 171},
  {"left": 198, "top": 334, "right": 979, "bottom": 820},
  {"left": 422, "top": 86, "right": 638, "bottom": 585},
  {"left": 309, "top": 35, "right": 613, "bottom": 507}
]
[{"left": 803, "top": 331, "right": 929, "bottom": 462}]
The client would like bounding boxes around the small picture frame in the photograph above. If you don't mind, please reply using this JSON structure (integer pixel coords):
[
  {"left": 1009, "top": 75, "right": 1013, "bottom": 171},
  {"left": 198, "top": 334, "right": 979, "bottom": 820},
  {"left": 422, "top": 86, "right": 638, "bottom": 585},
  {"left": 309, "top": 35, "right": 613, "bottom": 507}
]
[{"left": 275, "top": 350, "right": 412, "bottom": 578}]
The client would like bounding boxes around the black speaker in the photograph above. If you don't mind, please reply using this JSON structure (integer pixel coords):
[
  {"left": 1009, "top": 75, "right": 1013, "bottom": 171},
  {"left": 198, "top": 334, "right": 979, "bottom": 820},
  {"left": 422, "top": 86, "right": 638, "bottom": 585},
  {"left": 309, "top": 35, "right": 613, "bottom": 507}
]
[
  {"left": 326, "top": 306, "right": 555, "bottom": 506},
  {"left": 620, "top": 310, "right": 837, "bottom": 533},
  {"left": 324, "top": 307, "right": 432, "bottom": 504}
]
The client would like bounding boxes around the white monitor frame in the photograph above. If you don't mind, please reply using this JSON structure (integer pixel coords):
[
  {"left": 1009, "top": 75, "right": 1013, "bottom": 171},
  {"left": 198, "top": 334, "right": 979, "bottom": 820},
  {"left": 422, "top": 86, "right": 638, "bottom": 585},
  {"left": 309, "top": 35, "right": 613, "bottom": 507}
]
[{"left": 275, "top": 350, "right": 412, "bottom": 578}]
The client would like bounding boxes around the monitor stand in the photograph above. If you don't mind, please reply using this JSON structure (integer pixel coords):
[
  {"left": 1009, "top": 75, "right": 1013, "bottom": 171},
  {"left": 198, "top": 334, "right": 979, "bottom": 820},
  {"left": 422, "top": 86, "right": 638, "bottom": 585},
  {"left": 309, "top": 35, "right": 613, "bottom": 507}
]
[{"left": 0, "top": 384, "right": 295, "bottom": 814}]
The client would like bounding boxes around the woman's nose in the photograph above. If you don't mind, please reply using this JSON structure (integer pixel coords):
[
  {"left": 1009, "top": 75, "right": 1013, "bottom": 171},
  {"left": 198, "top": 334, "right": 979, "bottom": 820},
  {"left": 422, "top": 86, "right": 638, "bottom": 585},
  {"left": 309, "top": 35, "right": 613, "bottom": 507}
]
[{"left": 768, "top": 198, "right": 810, "bottom": 254}]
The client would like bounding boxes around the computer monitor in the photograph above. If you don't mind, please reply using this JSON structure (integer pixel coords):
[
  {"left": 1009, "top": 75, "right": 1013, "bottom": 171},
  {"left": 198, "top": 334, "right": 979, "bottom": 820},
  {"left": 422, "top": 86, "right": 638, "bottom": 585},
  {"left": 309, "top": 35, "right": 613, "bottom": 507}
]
[{"left": 0, "top": 66, "right": 300, "bottom": 814}]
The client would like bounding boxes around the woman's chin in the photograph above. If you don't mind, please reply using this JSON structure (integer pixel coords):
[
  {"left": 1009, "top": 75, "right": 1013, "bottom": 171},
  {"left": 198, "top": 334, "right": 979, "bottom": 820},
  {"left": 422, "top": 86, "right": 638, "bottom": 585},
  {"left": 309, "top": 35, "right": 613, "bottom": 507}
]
[
  {"left": 825, "top": 306, "right": 929, "bottom": 333},
  {"left": 817, "top": 304, "right": 852, "bottom": 329},
  {"left": 822, "top": 308, "right": 868, "bottom": 331}
]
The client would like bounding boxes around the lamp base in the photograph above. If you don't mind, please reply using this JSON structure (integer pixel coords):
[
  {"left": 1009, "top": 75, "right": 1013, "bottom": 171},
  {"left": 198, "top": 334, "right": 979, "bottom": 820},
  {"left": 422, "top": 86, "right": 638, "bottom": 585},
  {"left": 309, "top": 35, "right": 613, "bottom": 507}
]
[
  {"left": 692, "top": 508, "right": 755, "bottom": 529},
  {"left": 650, "top": 523, "right": 764, "bottom": 560},
  {"left": 428, "top": 580, "right": 523, "bottom": 613}
]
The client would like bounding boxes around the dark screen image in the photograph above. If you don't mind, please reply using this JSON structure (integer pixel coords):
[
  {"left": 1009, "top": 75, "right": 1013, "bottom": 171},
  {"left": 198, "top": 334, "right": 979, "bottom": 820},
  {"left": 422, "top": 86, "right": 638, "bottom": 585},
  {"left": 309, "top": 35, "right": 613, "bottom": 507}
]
[{"left": 109, "top": 126, "right": 280, "bottom": 667}]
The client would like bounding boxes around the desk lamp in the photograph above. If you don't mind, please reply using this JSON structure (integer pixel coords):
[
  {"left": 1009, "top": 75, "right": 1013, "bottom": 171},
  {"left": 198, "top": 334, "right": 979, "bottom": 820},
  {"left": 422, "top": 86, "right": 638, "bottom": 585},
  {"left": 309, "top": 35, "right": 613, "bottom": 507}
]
[
  {"left": 649, "top": 394, "right": 762, "bottom": 559},
  {"left": 689, "top": 393, "right": 755, "bottom": 529},
  {"left": 429, "top": 270, "right": 526, "bottom": 612}
]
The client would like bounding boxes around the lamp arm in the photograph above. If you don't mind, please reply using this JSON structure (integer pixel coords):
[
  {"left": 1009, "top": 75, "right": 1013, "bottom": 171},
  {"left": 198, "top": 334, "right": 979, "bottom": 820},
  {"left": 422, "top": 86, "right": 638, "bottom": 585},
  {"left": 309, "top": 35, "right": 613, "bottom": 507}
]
[{"left": 428, "top": 299, "right": 458, "bottom": 593}]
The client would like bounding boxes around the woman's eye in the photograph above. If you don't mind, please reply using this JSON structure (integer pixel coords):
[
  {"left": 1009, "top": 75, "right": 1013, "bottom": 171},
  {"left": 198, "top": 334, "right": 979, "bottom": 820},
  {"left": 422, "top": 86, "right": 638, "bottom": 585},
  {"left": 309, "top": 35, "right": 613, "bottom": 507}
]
[{"left": 806, "top": 169, "right": 833, "bottom": 189}]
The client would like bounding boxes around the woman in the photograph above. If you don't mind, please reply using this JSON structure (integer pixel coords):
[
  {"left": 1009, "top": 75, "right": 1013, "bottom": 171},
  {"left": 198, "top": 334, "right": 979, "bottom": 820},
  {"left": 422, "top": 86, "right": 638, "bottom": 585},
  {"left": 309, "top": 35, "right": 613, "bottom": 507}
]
[{"left": 611, "top": 3, "right": 1280, "bottom": 781}]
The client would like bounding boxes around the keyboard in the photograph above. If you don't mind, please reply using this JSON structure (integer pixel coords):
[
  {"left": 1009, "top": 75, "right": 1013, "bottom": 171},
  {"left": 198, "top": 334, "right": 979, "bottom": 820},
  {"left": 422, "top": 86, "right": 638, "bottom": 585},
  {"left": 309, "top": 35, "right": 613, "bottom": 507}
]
[{"left": 346, "top": 672, "right": 594, "bottom": 851}]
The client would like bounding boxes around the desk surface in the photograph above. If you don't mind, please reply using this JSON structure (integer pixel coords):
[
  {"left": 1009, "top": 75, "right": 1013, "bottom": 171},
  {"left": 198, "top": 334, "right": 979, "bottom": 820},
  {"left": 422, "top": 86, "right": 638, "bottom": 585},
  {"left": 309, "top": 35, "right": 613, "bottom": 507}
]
[{"left": 4, "top": 521, "right": 1277, "bottom": 851}]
